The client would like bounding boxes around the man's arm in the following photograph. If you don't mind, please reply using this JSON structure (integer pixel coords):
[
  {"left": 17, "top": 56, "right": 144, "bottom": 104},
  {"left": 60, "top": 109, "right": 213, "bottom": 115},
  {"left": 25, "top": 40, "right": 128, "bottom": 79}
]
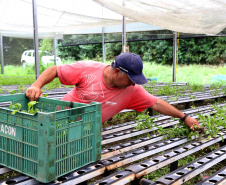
[
  {"left": 26, "top": 66, "right": 58, "bottom": 101},
  {"left": 150, "top": 98, "right": 200, "bottom": 130}
]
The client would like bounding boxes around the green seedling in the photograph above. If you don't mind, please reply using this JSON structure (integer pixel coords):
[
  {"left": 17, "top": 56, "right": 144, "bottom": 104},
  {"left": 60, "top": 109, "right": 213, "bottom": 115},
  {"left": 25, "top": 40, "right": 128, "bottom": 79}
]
[
  {"left": 27, "top": 101, "right": 40, "bottom": 114},
  {"left": 9, "top": 101, "right": 40, "bottom": 114},
  {"left": 135, "top": 112, "right": 156, "bottom": 130},
  {"left": 190, "top": 95, "right": 197, "bottom": 99},
  {"left": 9, "top": 103, "right": 22, "bottom": 114}
]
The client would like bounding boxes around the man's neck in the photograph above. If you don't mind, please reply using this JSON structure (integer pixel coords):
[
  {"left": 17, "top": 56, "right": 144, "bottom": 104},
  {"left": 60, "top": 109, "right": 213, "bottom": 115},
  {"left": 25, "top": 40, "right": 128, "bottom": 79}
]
[{"left": 103, "top": 66, "right": 116, "bottom": 88}]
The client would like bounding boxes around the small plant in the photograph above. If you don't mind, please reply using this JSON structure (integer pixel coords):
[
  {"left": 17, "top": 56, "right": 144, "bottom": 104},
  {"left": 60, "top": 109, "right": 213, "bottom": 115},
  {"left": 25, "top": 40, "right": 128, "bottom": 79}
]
[
  {"left": 9, "top": 103, "right": 22, "bottom": 114},
  {"left": 190, "top": 95, "right": 197, "bottom": 99},
  {"left": 135, "top": 112, "right": 156, "bottom": 130},
  {"left": 17, "top": 83, "right": 27, "bottom": 93},
  {"left": 9, "top": 101, "right": 40, "bottom": 114},
  {"left": 0, "top": 86, "right": 4, "bottom": 94},
  {"left": 157, "top": 122, "right": 200, "bottom": 141}
]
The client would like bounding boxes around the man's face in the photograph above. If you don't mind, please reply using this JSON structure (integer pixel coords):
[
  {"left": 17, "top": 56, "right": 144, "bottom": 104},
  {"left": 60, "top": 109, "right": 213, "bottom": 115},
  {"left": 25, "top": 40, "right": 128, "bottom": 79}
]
[{"left": 115, "top": 72, "right": 135, "bottom": 89}]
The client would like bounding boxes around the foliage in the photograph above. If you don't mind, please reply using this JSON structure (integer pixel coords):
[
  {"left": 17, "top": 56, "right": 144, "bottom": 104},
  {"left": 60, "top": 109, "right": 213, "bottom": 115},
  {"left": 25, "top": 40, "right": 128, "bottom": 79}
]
[
  {"left": 135, "top": 112, "right": 156, "bottom": 130},
  {"left": 9, "top": 101, "right": 40, "bottom": 114},
  {"left": 57, "top": 32, "right": 226, "bottom": 65},
  {"left": 156, "top": 104, "right": 226, "bottom": 141},
  {"left": 2, "top": 37, "right": 33, "bottom": 65},
  {"left": 58, "top": 34, "right": 103, "bottom": 61},
  {"left": 37, "top": 39, "right": 53, "bottom": 73}
]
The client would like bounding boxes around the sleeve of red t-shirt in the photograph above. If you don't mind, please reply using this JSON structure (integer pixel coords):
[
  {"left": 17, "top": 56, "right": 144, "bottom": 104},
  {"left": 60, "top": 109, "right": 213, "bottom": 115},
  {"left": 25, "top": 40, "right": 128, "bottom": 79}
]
[
  {"left": 57, "top": 62, "right": 85, "bottom": 85},
  {"left": 126, "top": 85, "right": 158, "bottom": 113}
]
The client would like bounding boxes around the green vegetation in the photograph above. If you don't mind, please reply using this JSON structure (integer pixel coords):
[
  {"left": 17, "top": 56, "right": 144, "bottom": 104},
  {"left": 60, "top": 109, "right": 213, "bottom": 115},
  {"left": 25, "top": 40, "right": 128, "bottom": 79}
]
[
  {"left": 59, "top": 33, "right": 226, "bottom": 65},
  {"left": 142, "top": 63, "right": 226, "bottom": 85},
  {"left": 0, "top": 62, "right": 225, "bottom": 86},
  {"left": 135, "top": 103, "right": 226, "bottom": 142},
  {"left": 9, "top": 101, "right": 39, "bottom": 114}
]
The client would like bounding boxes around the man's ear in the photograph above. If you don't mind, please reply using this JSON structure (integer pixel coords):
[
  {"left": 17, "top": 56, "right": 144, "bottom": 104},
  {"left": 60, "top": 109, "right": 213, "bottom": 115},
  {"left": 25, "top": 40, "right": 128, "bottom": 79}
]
[{"left": 114, "top": 68, "right": 121, "bottom": 77}]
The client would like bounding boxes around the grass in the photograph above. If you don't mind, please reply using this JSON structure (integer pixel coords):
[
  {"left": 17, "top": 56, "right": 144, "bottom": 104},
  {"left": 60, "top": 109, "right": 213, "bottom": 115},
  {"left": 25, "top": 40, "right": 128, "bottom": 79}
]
[
  {"left": 142, "top": 62, "right": 226, "bottom": 85},
  {"left": 0, "top": 62, "right": 225, "bottom": 86}
]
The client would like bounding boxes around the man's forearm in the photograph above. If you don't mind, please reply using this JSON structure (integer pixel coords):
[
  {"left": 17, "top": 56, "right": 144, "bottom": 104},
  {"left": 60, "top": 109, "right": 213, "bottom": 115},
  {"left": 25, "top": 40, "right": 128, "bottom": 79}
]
[
  {"left": 32, "top": 66, "right": 58, "bottom": 88},
  {"left": 150, "top": 98, "right": 200, "bottom": 130},
  {"left": 150, "top": 99, "right": 185, "bottom": 119}
]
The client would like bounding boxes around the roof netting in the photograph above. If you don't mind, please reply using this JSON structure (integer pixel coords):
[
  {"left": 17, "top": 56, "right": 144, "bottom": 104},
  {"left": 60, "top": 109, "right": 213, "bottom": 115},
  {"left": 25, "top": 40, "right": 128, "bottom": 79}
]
[{"left": 0, "top": 0, "right": 225, "bottom": 38}]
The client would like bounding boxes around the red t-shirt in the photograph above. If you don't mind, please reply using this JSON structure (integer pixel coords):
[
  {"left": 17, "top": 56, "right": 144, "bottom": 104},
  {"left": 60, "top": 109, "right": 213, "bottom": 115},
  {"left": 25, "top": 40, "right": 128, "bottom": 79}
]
[{"left": 57, "top": 60, "right": 158, "bottom": 123}]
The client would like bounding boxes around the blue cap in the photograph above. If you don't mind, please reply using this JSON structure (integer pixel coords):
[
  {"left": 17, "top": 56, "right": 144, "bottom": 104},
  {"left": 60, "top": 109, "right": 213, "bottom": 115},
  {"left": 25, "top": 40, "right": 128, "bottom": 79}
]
[{"left": 113, "top": 52, "right": 148, "bottom": 85}]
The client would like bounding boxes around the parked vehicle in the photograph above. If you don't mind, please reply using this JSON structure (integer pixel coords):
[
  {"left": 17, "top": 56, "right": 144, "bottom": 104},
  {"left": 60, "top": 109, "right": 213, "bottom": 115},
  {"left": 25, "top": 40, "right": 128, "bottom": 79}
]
[{"left": 21, "top": 50, "right": 61, "bottom": 66}]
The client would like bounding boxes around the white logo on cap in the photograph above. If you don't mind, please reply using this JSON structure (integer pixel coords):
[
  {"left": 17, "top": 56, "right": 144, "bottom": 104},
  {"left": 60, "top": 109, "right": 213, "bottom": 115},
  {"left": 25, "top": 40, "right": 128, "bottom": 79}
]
[{"left": 119, "top": 66, "right": 128, "bottom": 73}]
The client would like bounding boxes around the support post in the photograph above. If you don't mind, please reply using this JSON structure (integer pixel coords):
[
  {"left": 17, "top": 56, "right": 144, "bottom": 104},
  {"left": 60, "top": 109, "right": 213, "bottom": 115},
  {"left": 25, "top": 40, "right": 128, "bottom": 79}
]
[
  {"left": 148, "top": 108, "right": 153, "bottom": 116},
  {"left": 32, "top": 0, "right": 40, "bottom": 79},
  {"left": 102, "top": 27, "right": 106, "bottom": 63},
  {"left": 53, "top": 34, "right": 58, "bottom": 65},
  {"left": 170, "top": 161, "right": 178, "bottom": 172},
  {"left": 220, "top": 139, "right": 226, "bottom": 147},
  {"left": 172, "top": 31, "right": 178, "bottom": 82},
  {"left": 0, "top": 35, "right": 4, "bottom": 74},
  {"left": 122, "top": 1, "right": 126, "bottom": 53}
]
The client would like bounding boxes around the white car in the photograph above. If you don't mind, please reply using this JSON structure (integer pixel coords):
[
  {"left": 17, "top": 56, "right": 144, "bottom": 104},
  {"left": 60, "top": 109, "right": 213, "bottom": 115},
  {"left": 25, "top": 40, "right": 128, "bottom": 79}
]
[{"left": 21, "top": 50, "right": 61, "bottom": 66}]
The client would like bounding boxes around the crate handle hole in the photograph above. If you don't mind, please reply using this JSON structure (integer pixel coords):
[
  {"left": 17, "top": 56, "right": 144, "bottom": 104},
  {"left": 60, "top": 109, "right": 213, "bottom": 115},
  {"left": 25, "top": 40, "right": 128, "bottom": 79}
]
[
  {"left": 99, "top": 182, "right": 107, "bottom": 185},
  {"left": 6, "top": 180, "right": 16, "bottom": 184},
  {"left": 115, "top": 175, "right": 123, "bottom": 178}
]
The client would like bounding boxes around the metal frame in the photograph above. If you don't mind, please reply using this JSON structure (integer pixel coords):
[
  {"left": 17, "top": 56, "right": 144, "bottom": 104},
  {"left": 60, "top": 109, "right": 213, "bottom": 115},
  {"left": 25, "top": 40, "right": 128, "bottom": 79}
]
[
  {"left": 0, "top": 35, "right": 4, "bottom": 74},
  {"left": 32, "top": 0, "right": 40, "bottom": 79}
]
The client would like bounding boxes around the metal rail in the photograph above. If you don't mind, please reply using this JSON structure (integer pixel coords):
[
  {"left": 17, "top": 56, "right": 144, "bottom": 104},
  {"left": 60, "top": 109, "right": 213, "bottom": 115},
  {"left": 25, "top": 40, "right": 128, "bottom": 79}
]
[
  {"left": 149, "top": 146, "right": 226, "bottom": 185},
  {"left": 90, "top": 132, "right": 226, "bottom": 185},
  {"left": 1, "top": 127, "right": 225, "bottom": 184},
  {"left": 0, "top": 96, "right": 225, "bottom": 184},
  {"left": 195, "top": 166, "right": 226, "bottom": 185}
]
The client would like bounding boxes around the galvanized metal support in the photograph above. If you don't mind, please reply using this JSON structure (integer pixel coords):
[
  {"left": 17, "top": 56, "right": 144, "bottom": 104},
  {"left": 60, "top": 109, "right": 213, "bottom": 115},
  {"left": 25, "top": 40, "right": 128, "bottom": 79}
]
[
  {"left": 148, "top": 108, "right": 153, "bottom": 116},
  {"left": 122, "top": 1, "right": 126, "bottom": 53},
  {"left": 77, "top": 181, "right": 88, "bottom": 185},
  {"left": 220, "top": 139, "right": 226, "bottom": 147},
  {"left": 32, "top": 0, "right": 40, "bottom": 79},
  {"left": 185, "top": 102, "right": 190, "bottom": 109},
  {"left": 0, "top": 35, "right": 4, "bottom": 74},
  {"left": 53, "top": 34, "right": 58, "bottom": 65},
  {"left": 102, "top": 27, "right": 106, "bottom": 63},
  {"left": 170, "top": 161, "right": 178, "bottom": 172},
  {"left": 140, "top": 178, "right": 154, "bottom": 185},
  {"left": 172, "top": 31, "right": 178, "bottom": 82},
  {"left": 195, "top": 166, "right": 226, "bottom": 185}
]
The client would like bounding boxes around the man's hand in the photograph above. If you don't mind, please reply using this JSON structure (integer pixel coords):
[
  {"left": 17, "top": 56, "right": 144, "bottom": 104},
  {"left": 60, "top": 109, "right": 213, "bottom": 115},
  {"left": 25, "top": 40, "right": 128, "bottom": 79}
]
[
  {"left": 26, "top": 86, "right": 43, "bottom": 101},
  {"left": 184, "top": 116, "right": 200, "bottom": 131}
]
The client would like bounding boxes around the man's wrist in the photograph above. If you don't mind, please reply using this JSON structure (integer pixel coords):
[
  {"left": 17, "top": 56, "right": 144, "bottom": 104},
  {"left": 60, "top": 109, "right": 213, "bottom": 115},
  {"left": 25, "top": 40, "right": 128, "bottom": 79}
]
[{"left": 181, "top": 113, "right": 189, "bottom": 121}]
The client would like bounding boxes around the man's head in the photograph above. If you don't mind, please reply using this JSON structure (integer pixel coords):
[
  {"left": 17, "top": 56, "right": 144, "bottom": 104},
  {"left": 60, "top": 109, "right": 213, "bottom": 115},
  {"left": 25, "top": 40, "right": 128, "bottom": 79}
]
[{"left": 113, "top": 52, "right": 148, "bottom": 85}]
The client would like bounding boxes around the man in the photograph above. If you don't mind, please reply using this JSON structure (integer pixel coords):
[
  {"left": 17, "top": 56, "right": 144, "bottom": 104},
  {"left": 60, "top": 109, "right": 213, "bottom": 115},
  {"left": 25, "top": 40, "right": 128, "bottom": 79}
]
[{"left": 26, "top": 52, "right": 199, "bottom": 129}]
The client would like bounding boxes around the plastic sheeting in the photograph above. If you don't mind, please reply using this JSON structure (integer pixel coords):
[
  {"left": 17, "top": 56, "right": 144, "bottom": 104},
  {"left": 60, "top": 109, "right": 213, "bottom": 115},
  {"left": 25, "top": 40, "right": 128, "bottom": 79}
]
[
  {"left": 0, "top": 0, "right": 225, "bottom": 38},
  {"left": 94, "top": 0, "right": 226, "bottom": 35},
  {"left": 0, "top": 0, "right": 133, "bottom": 38}
]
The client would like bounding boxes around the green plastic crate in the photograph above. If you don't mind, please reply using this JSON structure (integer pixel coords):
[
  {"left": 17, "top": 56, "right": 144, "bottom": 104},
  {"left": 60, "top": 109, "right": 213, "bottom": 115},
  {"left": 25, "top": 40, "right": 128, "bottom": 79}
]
[{"left": 0, "top": 93, "right": 102, "bottom": 183}]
